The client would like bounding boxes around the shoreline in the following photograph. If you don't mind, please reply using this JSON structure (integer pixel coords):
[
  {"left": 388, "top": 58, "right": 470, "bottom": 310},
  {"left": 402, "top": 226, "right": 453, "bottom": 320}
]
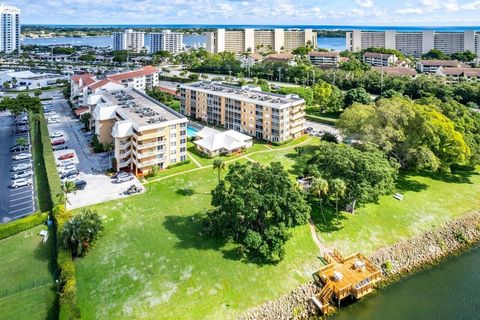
[{"left": 238, "top": 210, "right": 480, "bottom": 320}]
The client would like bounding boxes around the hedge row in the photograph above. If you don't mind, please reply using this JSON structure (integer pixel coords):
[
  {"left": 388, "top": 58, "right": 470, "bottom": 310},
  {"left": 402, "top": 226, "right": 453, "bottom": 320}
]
[
  {"left": 57, "top": 247, "right": 80, "bottom": 319},
  {"left": 0, "top": 212, "right": 48, "bottom": 240},
  {"left": 305, "top": 114, "right": 338, "bottom": 126},
  {"left": 38, "top": 111, "right": 63, "bottom": 207}
]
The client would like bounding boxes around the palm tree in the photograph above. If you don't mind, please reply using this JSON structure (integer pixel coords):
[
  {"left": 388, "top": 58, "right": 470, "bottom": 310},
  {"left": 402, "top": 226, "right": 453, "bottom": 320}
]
[
  {"left": 212, "top": 159, "right": 226, "bottom": 183},
  {"left": 311, "top": 177, "right": 329, "bottom": 223},
  {"left": 58, "top": 180, "right": 76, "bottom": 211},
  {"left": 104, "top": 143, "right": 114, "bottom": 169},
  {"left": 330, "top": 178, "right": 346, "bottom": 220},
  {"left": 16, "top": 137, "right": 28, "bottom": 147}
]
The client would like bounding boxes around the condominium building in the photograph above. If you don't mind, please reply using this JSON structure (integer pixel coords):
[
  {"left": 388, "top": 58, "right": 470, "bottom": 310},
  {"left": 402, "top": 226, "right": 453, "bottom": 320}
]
[
  {"left": 308, "top": 51, "right": 340, "bottom": 67},
  {"left": 112, "top": 29, "right": 145, "bottom": 52},
  {"left": 89, "top": 88, "right": 187, "bottom": 175},
  {"left": 347, "top": 30, "right": 480, "bottom": 57},
  {"left": 70, "top": 66, "right": 160, "bottom": 107},
  {"left": 436, "top": 67, "right": 480, "bottom": 83},
  {"left": 416, "top": 60, "right": 463, "bottom": 73},
  {"left": 148, "top": 30, "right": 183, "bottom": 54},
  {"left": 179, "top": 82, "right": 305, "bottom": 143},
  {"left": 0, "top": 4, "right": 21, "bottom": 54},
  {"left": 206, "top": 28, "right": 317, "bottom": 54},
  {"left": 362, "top": 52, "right": 398, "bottom": 67}
]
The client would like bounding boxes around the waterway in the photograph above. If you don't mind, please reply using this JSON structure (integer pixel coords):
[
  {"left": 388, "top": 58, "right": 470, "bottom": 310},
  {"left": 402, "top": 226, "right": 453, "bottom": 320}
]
[
  {"left": 21, "top": 35, "right": 346, "bottom": 51},
  {"left": 330, "top": 246, "right": 480, "bottom": 320}
]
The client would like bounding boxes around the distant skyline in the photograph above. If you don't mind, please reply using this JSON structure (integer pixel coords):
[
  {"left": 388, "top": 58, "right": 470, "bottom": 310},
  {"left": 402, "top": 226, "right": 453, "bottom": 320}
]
[{"left": 6, "top": 0, "right": 480, "bottom": 26}]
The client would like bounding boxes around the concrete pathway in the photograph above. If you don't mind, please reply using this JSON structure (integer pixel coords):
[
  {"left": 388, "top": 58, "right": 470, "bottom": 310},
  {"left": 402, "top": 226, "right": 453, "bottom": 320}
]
[{"left": 309, "top": 218, "right": 333, "bottom": 257}]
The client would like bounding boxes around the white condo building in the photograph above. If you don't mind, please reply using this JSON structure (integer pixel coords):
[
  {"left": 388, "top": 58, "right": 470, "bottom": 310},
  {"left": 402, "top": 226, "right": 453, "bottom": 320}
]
[
  {"left": 0, "top": 4, "right": 21, "bottom": 54},
  {"left": 148, "top": 30, "right": 183, "bottom": 54},
  {"left": 346, "top": 30, "right": 480, "bottom": 57},
  {"left": 112, "top": 29, "right": 145, "bottom": 53},
  {"left": 206, "top": 28, "right": 317, "bottom": 54}
]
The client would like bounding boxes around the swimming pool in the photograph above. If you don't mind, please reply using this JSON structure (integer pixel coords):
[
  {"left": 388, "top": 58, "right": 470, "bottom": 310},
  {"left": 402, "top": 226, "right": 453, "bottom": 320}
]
[{"left": 187, "top": 126, "right": 199, "bottom": 137}]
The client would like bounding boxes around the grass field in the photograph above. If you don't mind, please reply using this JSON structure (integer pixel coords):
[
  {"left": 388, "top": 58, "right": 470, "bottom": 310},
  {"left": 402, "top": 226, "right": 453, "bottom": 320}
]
[
  {"left": 0, "top": 225, "right": 56, "bottom": 320},
  {"left": 314, "top": 168, "right": 480, "bottom": 256},
  {"left": 75, "top": 167, "right": 320, "bottom": 319},
  {"left": 74, "top": 134, "right": 480, "bottom": 319}
]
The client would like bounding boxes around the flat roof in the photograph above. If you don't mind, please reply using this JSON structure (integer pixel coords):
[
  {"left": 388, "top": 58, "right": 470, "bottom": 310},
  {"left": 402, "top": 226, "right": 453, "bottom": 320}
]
[
  {"left": 181, "top": 81, "right": 305, "bottom": 109},
  {"left": 102, "top": 88, "right": 185, "bottom": 127}
]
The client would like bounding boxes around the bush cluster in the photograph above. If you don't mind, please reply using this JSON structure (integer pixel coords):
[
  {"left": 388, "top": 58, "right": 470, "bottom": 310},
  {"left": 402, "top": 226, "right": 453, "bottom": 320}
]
[{"left": 0, "top": 212, "right": 48, "bottom": 240}]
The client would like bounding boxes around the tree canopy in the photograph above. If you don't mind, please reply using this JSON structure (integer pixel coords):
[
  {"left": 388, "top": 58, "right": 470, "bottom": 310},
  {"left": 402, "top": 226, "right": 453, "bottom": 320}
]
[
  {"left": 204, "top": 162, "right": 310, "bottom": 263},
  {"left": 0, "top": 94, "right": 42, "bottom": 115},
  {"left": 344, "top": 88, "right": 371, "bottom": 107},
  {"left": 62, "top": 209, "right": 104, "bottom": 257},
  {"left": 338, "top": 97, "right": 471, "bottom": 171},
  {"left": 305, "top": 143, "right": 398, "bottom": 212}
]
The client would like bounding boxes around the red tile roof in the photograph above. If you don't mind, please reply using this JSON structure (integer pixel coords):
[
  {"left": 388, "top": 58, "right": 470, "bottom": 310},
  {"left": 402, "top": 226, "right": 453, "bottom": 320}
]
[
  {"left": 73, "top": 107, "right": 89, "bottom": 117},
  {"left": 108, "top": 65, "right": 159, "bottom": 81},
  {"left": 372, "top": 67, "right": 417, "bottom": 77},
  {"left": 88, "top": 78, "right": 123, "bottom": 90},
  {"left": 363, "top": 52, "right": 394, "bottom": 59},
  {"left": 419, "top": 60, "right": 461, "bottom": 67},
  {"left": 439, "top": 67, "right": 480, "bottom": 77},
  {"left": 71, "top": 74, "right": 96, "bottom": 86}
]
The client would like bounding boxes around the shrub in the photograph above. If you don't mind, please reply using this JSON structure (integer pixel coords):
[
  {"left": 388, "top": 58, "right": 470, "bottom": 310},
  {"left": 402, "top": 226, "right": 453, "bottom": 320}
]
[
  {"left": 454, "top": 229, "right": 468, "bottom": 244},
  {"left": 91, "top": 134, "right": 104, "bottom": 153},
  {"left": 57, "top": 249, "right": 80, "bottom": 319},
  {"left": 62, "top": 209, "right": 104, "bottom": 257},
  {"left": 383, "top": 260, "right": 393, "bottom": 274},
  {"left": 0, "top": 212, "right": 48, "bottom": 239}
]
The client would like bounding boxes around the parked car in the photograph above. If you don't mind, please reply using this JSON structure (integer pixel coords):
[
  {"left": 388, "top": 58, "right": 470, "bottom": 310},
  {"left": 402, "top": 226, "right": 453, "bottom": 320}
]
[
  {"left": 52, "top": 144, "right": 69, "bottom": 151},
  {"left": 10, "top": 145, "right": 30, "bottom": 153},
  {"left": 57, "top": 159, "right": 75, "bottom": 167},
  {"left": 16, "top": 120, "right": 29, "bottom": 125},
  {"left": 61, "top": 169, "right": 79, "bottom": 178},
  {"left": 58, "top": 165, "right": 77, "bottom": 174},
  {"left": 12, "top": 170, "right": 33, "bottom": 179},
  {"left": 116, "top": 173, "right": 134, "bottom": 183},
  {"left": 11, "top": 178, "right": 32, "bottom": 188},
  {"left": 17, "top": 126, "right": 29, "bottom": 133},
  {"left": 74, "top": 179, "right": 87, "bottom": 190},
  {"left": 13, "top": 153, "right": 31, "bottom": 161},
  {"left": 61, "top": 173, "right": 79, "bottom": 183},
  {"left": 48, "top": 119, "right": 60, "bottom": 124},
  {"left": 12, "top": 163, "right": 32, "bottom": 172},
  {"left": 50, "top": 131, "right": 63, "bottom": 138},
  {"left": 125, "top": 184, "right": 141, "bottom": 195},
  {"left": 51, "top": 139, "right": 65, "bottom": 146},
  {"left": 58, "top": 153, "right": 74, "bottom": 160}
]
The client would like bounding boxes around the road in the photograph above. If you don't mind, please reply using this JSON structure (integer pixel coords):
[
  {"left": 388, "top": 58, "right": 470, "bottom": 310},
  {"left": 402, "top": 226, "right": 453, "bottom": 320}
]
[{"left": 305, "top": 120, "right": 341, "bottom": 137}]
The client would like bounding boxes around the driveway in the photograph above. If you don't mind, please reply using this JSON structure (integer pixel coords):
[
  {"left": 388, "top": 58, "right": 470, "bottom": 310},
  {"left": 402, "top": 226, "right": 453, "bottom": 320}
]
[
  {"left": 305, "top": 120, "right": 342, "bottom": 139},
  {"left": 47, "top": 100, "right": 143, "bottom": 210},
  {"left": 0, "top": 111, "right": 37, "bottom": 223}
]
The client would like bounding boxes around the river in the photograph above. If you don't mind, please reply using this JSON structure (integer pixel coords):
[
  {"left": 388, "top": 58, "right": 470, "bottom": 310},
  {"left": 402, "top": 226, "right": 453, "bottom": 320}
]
[
  {"left": 21, "top": 35, "right": 346, "bottom": 51},
  {"left": 330, "top": 246, "right": 480, "bottom": 320}
]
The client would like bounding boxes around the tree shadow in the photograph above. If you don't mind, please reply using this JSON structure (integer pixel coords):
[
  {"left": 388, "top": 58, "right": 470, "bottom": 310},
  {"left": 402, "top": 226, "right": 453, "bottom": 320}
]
[
  {"left": 175, "top": 188, "right": 195, "bottom": 196},
  {"left": 405, "top": 166, "right": 478, "bottom": 185},
  {"left": 163, "top": 213, "right": 246, "bottom": 262},
  {"left": 287, "top": 146, "right": 320, "bottom": 176},
  {"left": 310, "top": 200, "right": 346, "bottom": 234},
  {"left": 395, "top": 174, "right": 429, "bottom": 193}
]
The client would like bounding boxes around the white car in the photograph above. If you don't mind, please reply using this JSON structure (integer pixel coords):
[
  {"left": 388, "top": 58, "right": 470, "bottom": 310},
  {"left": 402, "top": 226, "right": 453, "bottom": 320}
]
[
  {"left": 57, "top": 159, "right": 75, "bottom": 167},
  {"left": 48, "top": 119, "right": 60, "bottom": 124},
  {"left": 13, "top": 170, "right": 33, "bottom": 179},
  {"left": 50, "top": 131, "right": 63, "bottom": 138},
  {"left": 11, "top": 178, "right": 32, "bottom": 188},
  {"left": 61, "top": 173, "right": 79, "bottom": 183},
  {"left": 12, "top": 163, "right": 32, "bottom": 172},
  {"left": 116, "top": 173, "right": 134, "bottom": 183},
  {"left": 58, "top": 165, "right": 77, "bottom": 174},
  {"left": 13, "top": 153, "right": 31, "bottom": 161}
]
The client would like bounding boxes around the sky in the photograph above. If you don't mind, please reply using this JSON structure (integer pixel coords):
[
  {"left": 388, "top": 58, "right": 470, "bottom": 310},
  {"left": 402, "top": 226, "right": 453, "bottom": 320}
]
[{"left": 7, "top": 0, "right": 480, "bottom": 26}]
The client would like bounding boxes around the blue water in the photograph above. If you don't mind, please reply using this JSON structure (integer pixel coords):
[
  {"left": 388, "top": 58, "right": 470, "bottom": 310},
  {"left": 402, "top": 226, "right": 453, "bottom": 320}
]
[
  {"left": 22, "top": 35, "right": 345, "bottom": 51},
  {"left": 187, "top": 126, "right": 199, "bottom": 138}
]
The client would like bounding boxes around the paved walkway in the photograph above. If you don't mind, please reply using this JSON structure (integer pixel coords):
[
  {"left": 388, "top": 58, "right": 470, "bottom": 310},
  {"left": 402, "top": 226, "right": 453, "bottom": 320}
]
[
  {"left": 309, "top": 219, "right": 332, "bottom": 257},
  {"left": 144, "top": 137, "right": 313, "bottom": 185},
  {"left": 187, "top": 153, "right": 203, "bottom": 168}
]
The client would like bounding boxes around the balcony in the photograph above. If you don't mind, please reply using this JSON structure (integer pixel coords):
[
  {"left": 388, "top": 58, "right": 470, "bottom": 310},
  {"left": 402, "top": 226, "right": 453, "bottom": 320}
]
[
  {"left": 119, "top": 149, "right": 132, "bottom": 158},
  {"left": 118, "top": 158, "right": 131, "bottom": 168},
  {"left": 135, "top": 159, "right": 164, "bottom": 168},
  {"left": 137, "top": 151, "right": 164, "bottom": 159},
  {"left": 119, "top": 140, "right": 132, "bottom": 149},
  {"left": 135, "top": 140, "right": 165, "bottom": 150}
]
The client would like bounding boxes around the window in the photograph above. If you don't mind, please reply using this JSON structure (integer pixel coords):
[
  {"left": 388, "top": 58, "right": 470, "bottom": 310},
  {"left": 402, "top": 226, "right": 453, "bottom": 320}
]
[
  {"left": 180, "top": 155, "right": 186, "bottom": 162},
  {"left": 180, "top": 147, "right": 186, "bottom": 153}
]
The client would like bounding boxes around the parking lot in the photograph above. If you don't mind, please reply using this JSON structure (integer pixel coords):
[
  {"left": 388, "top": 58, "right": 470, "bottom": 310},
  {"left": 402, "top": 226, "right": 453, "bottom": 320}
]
[
  {"left": 47, "top": 100, "right": 143, "bottom": 210},
  {"left": 0, "top": 111, "right": 37, "bottom": 223}
]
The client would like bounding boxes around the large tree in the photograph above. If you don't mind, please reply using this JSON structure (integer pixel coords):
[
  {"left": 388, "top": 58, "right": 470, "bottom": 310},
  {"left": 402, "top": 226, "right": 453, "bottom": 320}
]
[
  {"left": 344, "top": 88, "right": 371, "bottom": 107},
  {"left": 306, "top": 143, "right": 398, "bottom": 213},
  {"left": 338, "top": 97, "right": 471, "bottom": 171},
  {"left": 204, "top": 162, "right": 310, "bottom": 263}
]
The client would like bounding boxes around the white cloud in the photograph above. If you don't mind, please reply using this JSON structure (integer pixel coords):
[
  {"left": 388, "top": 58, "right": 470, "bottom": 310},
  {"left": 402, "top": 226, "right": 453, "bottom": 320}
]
[{"left": 355, "top": 0, "right": 374, "bottom": 8}]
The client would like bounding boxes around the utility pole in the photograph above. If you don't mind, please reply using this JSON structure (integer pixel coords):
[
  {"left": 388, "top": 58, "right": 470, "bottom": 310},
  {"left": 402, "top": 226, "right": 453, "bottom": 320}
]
[{"left": 278, "top": 67, "right": 282, "bottom": 82}]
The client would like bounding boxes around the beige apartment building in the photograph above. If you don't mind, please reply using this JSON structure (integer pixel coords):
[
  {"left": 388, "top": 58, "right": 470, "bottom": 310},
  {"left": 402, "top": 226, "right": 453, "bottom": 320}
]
[
  {"left": 206, "top": 28, "right": 317, "bottom": 53},
  {"left": 89, "top": 88, "right": 187, "bottom": 176},
  {"left": 179, "top": 82, "right": 305, "bottom": 143},
  {"left": 346, "top": 30, "right": 480, "bottom": 57}
]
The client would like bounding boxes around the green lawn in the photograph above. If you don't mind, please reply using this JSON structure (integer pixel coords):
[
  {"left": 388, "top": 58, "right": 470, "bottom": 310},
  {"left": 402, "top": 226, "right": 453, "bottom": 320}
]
[
  {"left": 75, "top": 167, "right": 320, "bottom": 319},
  {"left": 315, "top": 168, "right": 480, "bottom": 256},
  {"left": 0, "top": 225, "right": 56, "bottom": 320},
  {"left": 73, "top": 134, "right": 480, "bottom": 319}
]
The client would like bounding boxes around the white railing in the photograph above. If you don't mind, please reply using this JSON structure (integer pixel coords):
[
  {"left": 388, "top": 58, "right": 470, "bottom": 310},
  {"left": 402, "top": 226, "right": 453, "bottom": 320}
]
[
  {"left": 118, "top": 158, "right": 131, "bottom": 167},
  {"left": 135, "top": 141, "right": 165, "bottom": 150}
]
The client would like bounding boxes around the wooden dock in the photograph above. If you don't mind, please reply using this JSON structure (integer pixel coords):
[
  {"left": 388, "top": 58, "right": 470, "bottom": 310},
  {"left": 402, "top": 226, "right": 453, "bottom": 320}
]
[{"left": 311, "top": 249, "right": 382, "bottom": 314}]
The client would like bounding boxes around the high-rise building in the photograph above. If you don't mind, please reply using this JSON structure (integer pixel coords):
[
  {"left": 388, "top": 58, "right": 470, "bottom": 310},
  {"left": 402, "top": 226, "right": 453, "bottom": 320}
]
[
  {"left": 346, "top": 30, "right": 480, "bottom": 57},
  {"left": 0, "top": 4, "right": 21, "bottom": 54},
  {"left": 206, "top": 28, "right": 317, "bottom": 54},
  {"left": 148, "top": 30, "right": 183, "bottom": 54},
  {"left": 179, "top": 82, "right": 305, "bottom": 143},
  {"left": 112, "top": 29, "right": 145, "bottom": 52}
]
